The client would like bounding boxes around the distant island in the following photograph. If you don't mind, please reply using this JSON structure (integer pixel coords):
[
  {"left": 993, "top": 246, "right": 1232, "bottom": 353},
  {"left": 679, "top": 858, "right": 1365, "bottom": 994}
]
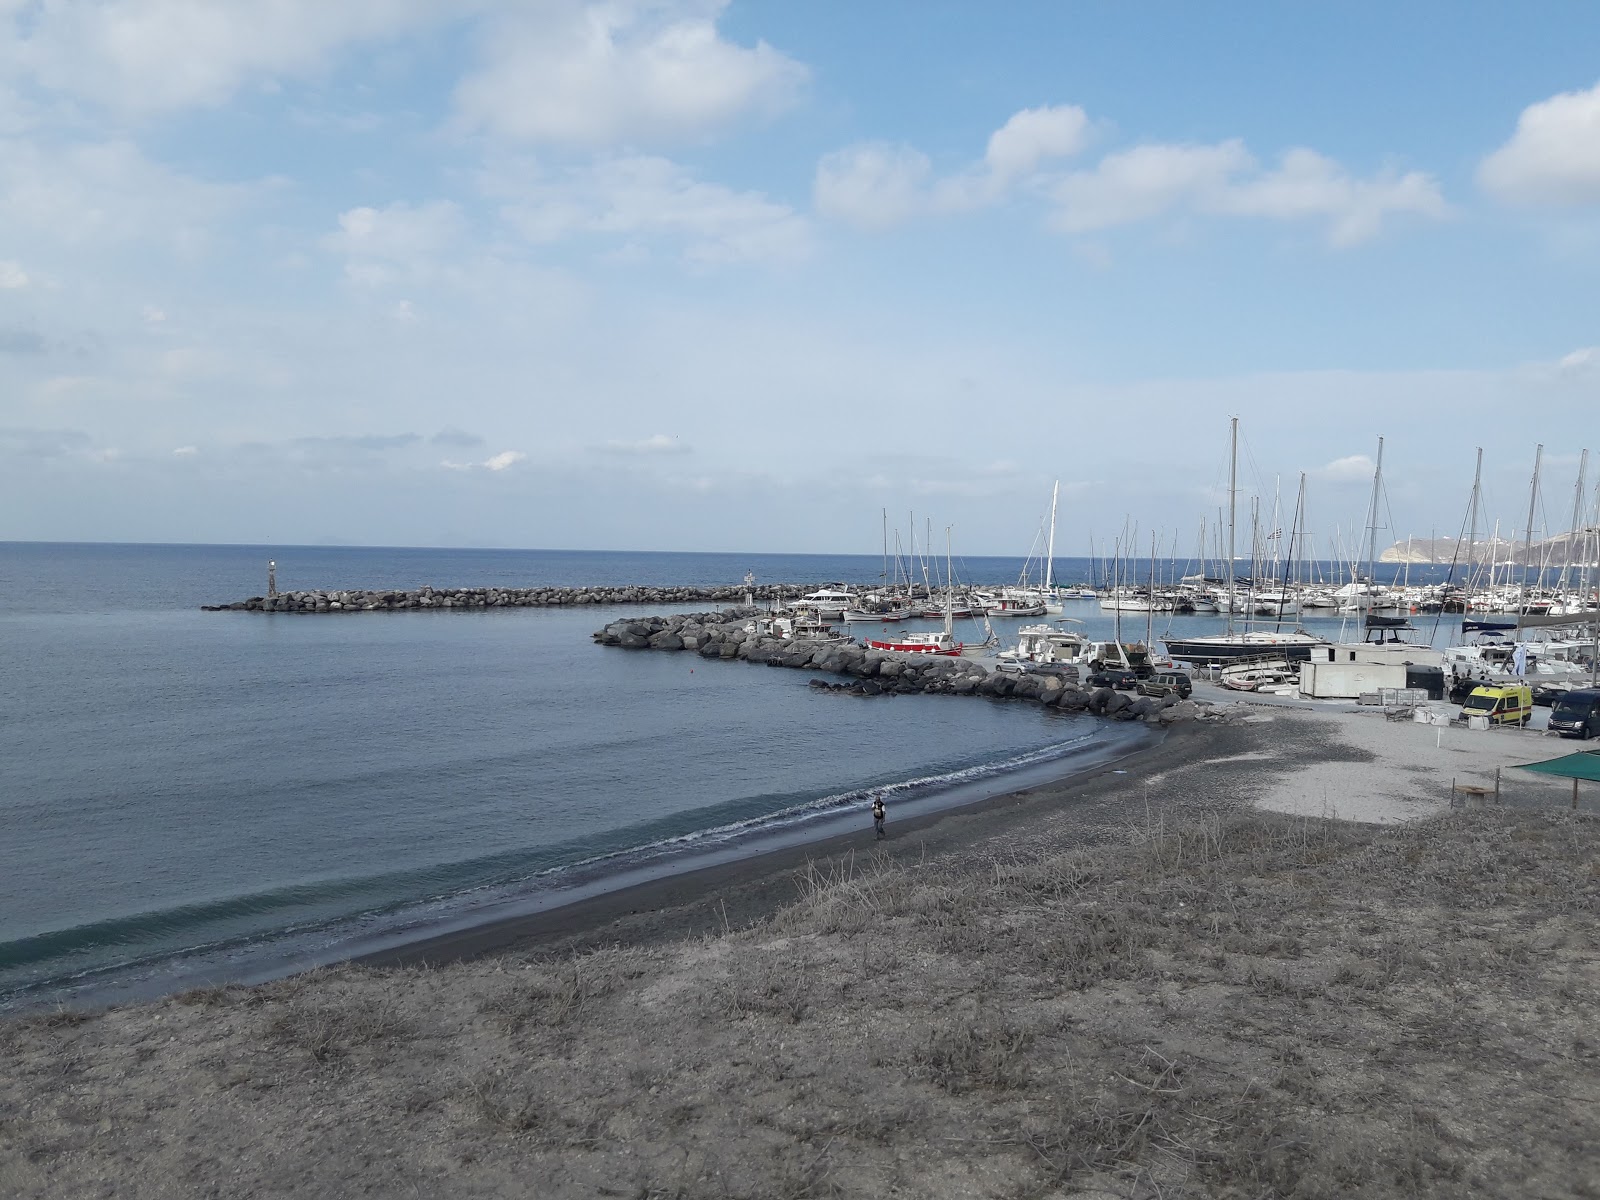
[{"left": 1380, "top": 526, "right": 1599, "bottom": 566}]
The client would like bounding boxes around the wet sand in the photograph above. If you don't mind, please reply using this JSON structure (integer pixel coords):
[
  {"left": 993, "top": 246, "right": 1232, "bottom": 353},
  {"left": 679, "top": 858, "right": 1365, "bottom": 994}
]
[{"left": 357, "top": 721, "right": 1203, "bottom": 969}]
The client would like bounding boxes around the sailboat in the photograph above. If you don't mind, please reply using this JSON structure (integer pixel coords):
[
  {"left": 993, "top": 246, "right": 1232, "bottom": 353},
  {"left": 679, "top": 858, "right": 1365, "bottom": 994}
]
[
  {"left": 1160, "top": 418, "right": 1332, "bottom": 667},
  {"left": 865, "top": 529, "right": 965, "bottom": 655}
]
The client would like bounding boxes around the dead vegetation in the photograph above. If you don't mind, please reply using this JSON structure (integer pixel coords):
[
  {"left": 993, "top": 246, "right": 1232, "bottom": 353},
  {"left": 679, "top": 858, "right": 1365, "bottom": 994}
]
[{"left": 2, "top": 805, "right": 1597, "bottom": 1199}]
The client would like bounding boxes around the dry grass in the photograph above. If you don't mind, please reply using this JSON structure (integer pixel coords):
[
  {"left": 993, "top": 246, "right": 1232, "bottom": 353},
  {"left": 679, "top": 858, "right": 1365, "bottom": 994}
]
[{"left": 2, "top": 806, "right": 1598, "bottom": 1199}]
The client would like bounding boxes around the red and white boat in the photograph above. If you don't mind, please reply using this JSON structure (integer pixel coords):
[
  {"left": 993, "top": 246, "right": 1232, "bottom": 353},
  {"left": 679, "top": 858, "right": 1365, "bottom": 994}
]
[{"left": 864, "top": 628, "right": 963, "bottom": 655}]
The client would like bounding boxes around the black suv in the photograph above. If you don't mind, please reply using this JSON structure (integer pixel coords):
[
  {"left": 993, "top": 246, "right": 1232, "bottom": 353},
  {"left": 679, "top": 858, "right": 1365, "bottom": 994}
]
[
  {"left": 1549, "top": 689, "right": 1600, "bottom": 739},
  {"left": 1136, "top": 671, "right": 1193, "bottom": 700},
  {"left": 1086, "top": 667, "right": 1141, "bottom": 691}
]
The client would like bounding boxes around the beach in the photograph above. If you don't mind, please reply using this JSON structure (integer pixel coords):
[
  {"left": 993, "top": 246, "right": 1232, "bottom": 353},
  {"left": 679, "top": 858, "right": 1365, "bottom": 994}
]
[{"left": 3, "top": 704, "right": 1597, "bottom": 1199}]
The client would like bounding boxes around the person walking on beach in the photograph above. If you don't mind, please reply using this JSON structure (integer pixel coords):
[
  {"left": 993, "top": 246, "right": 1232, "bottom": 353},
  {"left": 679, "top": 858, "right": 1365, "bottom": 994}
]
[{"left": 872, "top": 797, "right": 886, "bottom": 840}]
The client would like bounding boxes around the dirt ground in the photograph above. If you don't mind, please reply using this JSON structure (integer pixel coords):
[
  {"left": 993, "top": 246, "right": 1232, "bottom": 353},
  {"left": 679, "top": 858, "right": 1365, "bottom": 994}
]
[{"left": 3, "top": 713, "right": 1597, "bottom": 1199}]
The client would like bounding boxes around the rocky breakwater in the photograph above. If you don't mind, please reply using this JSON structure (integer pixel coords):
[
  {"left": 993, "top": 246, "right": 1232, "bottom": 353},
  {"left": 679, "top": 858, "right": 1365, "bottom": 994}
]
[
  {"left": 593, "top": 609, "right": 1203, "bottom": 726},
  {"left": 201, "top": 583, "right": 827, "bottom": 613}
]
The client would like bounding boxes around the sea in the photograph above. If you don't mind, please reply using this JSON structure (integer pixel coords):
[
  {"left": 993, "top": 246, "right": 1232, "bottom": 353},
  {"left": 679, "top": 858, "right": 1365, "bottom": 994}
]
[{"left": 0, "top": 543, "right": 1468, "bottom": 1013}]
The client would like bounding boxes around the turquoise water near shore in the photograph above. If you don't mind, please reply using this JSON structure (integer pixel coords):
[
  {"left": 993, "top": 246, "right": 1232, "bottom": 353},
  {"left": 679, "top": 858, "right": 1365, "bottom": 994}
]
[{"left": 0, "top": 543, "right": 1464, "bottom": 1010}]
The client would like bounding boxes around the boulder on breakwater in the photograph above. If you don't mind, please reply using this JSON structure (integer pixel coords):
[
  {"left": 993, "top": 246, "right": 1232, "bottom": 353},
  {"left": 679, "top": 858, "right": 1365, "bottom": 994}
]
[
  {"left": 201, "top": 583, "right": 827, "bottom": 613},
  {"left": 593, "top": 609, "right": 1205, "bottom": 725}
]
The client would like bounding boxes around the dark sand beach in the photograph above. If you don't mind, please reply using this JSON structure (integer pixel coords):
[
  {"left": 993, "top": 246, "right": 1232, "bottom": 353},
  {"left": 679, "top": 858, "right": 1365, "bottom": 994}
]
[
  {"left": 356, "top": 722, "right": 1202, "bottom": 971},
  {"left": 4, "top": 707, "right": 1597, "bottom": 1199}
]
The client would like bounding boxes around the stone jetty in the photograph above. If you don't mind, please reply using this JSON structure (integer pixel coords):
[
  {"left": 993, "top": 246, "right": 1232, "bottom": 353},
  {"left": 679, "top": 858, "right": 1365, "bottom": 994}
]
[
  {"left": 593, "top": 608, "right": 1202, "bottom": 725},
  {"left": 201, "top": 583, "right": 828, "bottom": 613}
]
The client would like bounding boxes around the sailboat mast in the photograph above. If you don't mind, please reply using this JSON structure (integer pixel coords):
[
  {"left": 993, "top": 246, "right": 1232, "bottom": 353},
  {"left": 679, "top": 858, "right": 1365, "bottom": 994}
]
[
  {"left": 944, "top": 527, "right": 955, "bottom": 638},
  {"left": 1226, "top": 416, "right": 1238, "bottom": 637},
  {"left": 883, "top": 508, "right": 896, "bottom": 595},
  {"left": 1045, "top": 480, "right": 1059, "bottom": 592},
  {"left": 1467, "top": 447, "right": 1482, "bottom": 598},
  {"left": 1365, "top": 435, "right": 1385, "bottom": 605},
  {"left": 1558, "top": 449, "right": 1588, "bottom": 598},
  {"left": 1522, "top": 444, "right": 1544, "bottom": 614},
  {"left": 1147, "top": 531, "right": 1157, "bottom": 647}
]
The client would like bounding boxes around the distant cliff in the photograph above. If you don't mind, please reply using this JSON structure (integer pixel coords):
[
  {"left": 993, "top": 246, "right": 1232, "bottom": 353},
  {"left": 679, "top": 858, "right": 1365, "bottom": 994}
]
[{"left": 1380, "top": 528, "right": 1599, "bottom": 566}]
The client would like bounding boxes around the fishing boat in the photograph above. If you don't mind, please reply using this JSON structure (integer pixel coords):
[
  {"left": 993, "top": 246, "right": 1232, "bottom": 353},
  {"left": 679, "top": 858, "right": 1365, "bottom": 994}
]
[
  {"left": 745, "top": 613, "right": 850, "bottom": 643},
  {"left": 995, "top": 619, "right": 1092, "bottom": 672},
  {"left": 866, "top": 530, "right": 967, "bottom": 655},
  {"left": 975, "top": 590, "right": 1048, "bottom": 617},
  {"left": 864, "top": 628, "right": 963, "bottom": 655},
  {"left": 841, "top": 596, "right": 917, "bottom": 622}
]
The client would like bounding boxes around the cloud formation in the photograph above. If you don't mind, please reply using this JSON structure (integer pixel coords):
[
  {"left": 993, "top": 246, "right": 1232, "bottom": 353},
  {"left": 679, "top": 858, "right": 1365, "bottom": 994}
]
[
  {"left": 455, "top": 0, "right": 805, "bottom": 146},
  {"left": 1479, "top": 80, "right": 1600, "bottom": 205},
  {"left": 0, "top": 259, "right": 27, "bottom": 288},
  {"left": 1313, "top": 454, "right": 1378, "bottom": 483},
  {"left": 0, "top": 326, "right": 47, "bottom": 355},
  {"left": 490, "top": 154, "right": 810, "bottom": 264},
  {"left": 814, "top": 104, "right": 1091, "bottom": 229},
  {"left": 596, "top": 433, "right": 691, "bottom": 455},
  {"left": 442, "top": 450, "right": 527, "bottom": 471},
  {"left": 323, "top": 201, "right": 465, "bottom": 284},
  {"left": 5, "top": 0, "right": 448, "bottom": 116},
  {"left": 1051, "top": 143, "right": 1447, "bottom": 245}
]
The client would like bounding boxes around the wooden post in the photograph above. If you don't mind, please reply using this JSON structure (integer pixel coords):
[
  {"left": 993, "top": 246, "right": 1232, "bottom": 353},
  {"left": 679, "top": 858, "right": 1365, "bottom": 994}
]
[
  {"left": 1494, "top": 766, "right": 1501, "bottom": 803},
  {"left": 1574, "top": 778, "right": 1580, "bottom": 810}
]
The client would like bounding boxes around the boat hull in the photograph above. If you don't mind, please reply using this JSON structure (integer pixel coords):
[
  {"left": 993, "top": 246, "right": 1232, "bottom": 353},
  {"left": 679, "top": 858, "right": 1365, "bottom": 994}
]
[
  {"left": 865, "top": 637, "right": 962, "bottom": 655},
  {"left": 1162, "top": 635, "right": 1326, "bottom": 666}
]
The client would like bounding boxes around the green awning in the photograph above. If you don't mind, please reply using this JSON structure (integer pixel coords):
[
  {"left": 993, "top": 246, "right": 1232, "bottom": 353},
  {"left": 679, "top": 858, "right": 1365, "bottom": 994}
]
[{"left": 1515, "top": 752, "right": 1600, "bottom": 783}]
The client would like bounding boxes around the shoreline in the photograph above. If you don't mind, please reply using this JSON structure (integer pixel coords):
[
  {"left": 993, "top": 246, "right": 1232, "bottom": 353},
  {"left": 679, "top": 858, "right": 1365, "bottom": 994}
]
[
  {"left": 353, "top": 720, "right": 1190, "bottom": 970},
  {"left": 8, "top": 706, "right": 1597, "bottom": 1198},
  {"left": 0, "top": 716, "right": 1164, "bottom": 1014}
]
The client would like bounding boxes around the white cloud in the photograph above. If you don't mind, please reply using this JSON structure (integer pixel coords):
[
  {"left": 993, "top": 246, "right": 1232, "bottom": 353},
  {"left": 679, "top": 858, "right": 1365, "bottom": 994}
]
[
  {"left": 172, "top": 445, "right": 197, "bottom": 456},
  {"left": 1558, "top": 346, "right": 1596, "bottom": 371},
  {"left": 1051, "top": 142, "right": 1446, "bottom": 245},
  {"left": 815, "top": 105, "right": 1091, "bottom": 229},
  {"left": 1313, "top": 454, "right": 1377, "bottom": 482},
  {"left": 492, "top": 155, "right": 809, "bottom": 264},
  {"left": 1479, "top": 81, "right": 1600, "bottom": 205},
  {"left": 442, "top": 449, "right": 526, "bottom": 472},
  {"left": 323, "top": 200, "right": 465, "bottom": 284},
  {"left": 813, "top": 142, "right": 932, "bottom": 231},
  {"left": 0, "top": 137, "right": 243, "bottom": 248},
  {"left": 6, "top": 0, "right": 448, "bottom": 116},
  {"left": 1052, "top": 140, "right": 1251, "bottom": 233},
  {"left": 1218, "top": 148, "right": 1447, "bottom": 247},
  {"left": 983, "top": 105, "right": 1092, "bottom": 185},
  {"left": 597, "top": 433, "right": 691, "bottom": 455},
  {"left": 0, "top": 259, "right": 27, "bottom": 288},
  {"left": 455, "top": 0, "right": 806, "bottom": 146}
]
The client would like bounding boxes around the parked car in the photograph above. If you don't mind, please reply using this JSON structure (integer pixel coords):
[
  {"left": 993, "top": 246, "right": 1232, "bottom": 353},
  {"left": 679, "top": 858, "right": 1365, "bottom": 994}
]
[
  {"left": 1136, "top": 671, "right": 1193, "bottom": 700},
  {"left": 1086, "top": 667, "right": 1141, "bottom": 691},
  {"left": 1548, "top": 689, "right": 1600, "bottom": 739}
]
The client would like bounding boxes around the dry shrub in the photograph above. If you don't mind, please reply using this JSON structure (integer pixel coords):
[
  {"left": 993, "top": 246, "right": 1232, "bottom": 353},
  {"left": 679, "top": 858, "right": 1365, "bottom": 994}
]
[
  {"left": 914, "top": 1018, "right": 1032, "bottom": 1093},
  {"left": 478, "top": 961, "right": 595, "bottom": 1033},
  {"left": 465, "top": 1072, "right": 548, "bottom": 1134},
  {"left": 265, "top": 994, "right": 411, "bottom": 1063},
  {"left": 713, "top": 949, "right": 813, "bottom": 1023}
]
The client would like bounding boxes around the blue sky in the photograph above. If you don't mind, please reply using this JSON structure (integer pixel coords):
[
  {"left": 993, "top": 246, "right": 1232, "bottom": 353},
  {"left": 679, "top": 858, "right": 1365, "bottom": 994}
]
[{"left": 1, "top": 1, "right": 1597, "bottom": 556}]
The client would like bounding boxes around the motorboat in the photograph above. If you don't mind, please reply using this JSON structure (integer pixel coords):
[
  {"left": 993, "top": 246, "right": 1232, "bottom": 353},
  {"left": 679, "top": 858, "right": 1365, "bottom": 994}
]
[
  {"left": 995, "top": 619, "right": 1091, "bottom": 673},
  {"left": 788, "top": 586, "right": 856, "bottom": 620}
]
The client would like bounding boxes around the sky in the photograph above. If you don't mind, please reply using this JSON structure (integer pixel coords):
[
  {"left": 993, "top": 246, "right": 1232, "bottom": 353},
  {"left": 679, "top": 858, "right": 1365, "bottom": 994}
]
[{"left": 1, "top": 0, "right": 1598, "bottom": 556}]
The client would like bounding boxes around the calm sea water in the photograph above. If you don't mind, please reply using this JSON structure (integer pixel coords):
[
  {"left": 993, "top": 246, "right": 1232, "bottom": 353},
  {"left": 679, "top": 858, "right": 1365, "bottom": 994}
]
[
  {"left": 0, "top": 543, "right": 1477, "bottom": 1010},
  {"left": 1, "top": 543, "right": 1153, "bottom": 1011}
]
